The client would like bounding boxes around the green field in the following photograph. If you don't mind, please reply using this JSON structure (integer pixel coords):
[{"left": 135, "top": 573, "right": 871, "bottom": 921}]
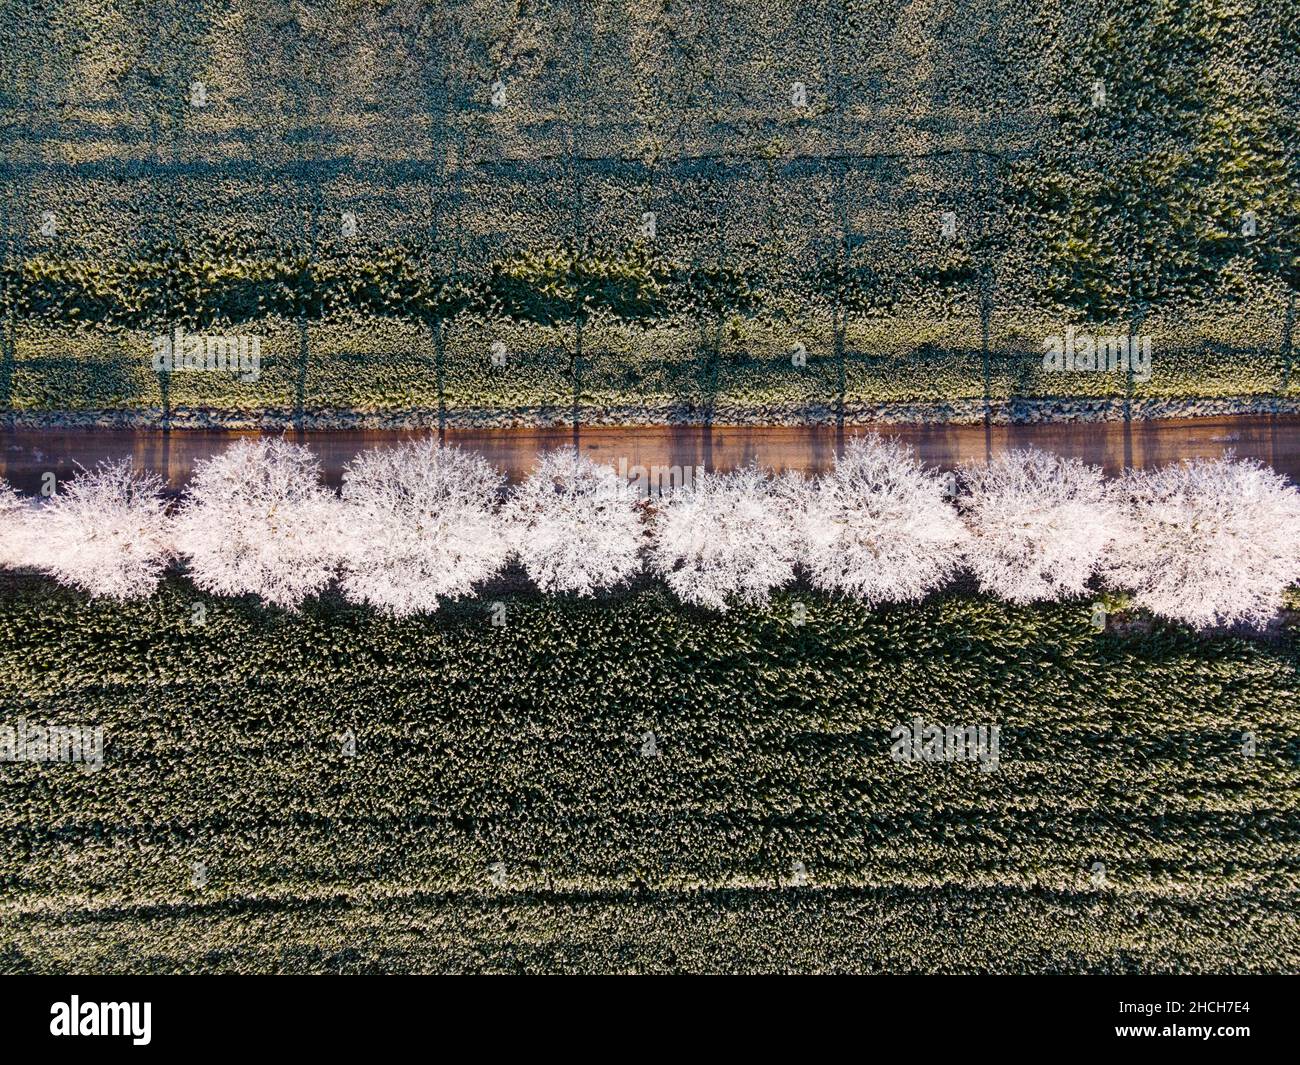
[
  {"left": 1, "top": 0, "right": 1295, "bottom": 422},
  {"left": 2, "top": 578, "right": 1297, "bottom": 973}
]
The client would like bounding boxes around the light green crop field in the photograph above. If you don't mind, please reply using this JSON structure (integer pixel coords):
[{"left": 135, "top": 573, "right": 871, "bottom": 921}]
[{"left": 0, "top": 0, "right": 1295, "bottom": 423}]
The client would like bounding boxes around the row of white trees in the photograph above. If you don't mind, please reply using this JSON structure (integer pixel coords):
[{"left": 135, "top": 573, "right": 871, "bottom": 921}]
[{"left": 2, "top": 435, "right": 1298, "bottom": 630}]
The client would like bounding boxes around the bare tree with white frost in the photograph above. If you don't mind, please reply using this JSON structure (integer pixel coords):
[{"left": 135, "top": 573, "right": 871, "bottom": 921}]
[
  {"left": 1104, "top": 456, "right": 1300, "bottom": 629},
  {"left": 0, "top": 479, "right": 40, "bottom": 570},
  {"left": 504, "top": 447, "right": 643, "bottom": 595},
  {"left": 34, "top": 459, "right": 173, "bottom": 599},
  {"left": 173, "top": 437, "right": 343, "bottom": 609},
  {"left": 794, "top": 434, "right": 968, "bottom": 605},
  {"left": 338, "top": 439, "right": 511, "bottom": 615},
  {"left": 959, "top": 448, "right": 1115, "bottom": 603},
  {"left": 649, "top": 465, "right": 800, "bottom": 610}
]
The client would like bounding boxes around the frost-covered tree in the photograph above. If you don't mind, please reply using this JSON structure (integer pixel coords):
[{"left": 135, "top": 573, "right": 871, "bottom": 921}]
[
  {"left": 1105, "top": 457, "right": 1300, "bottom": 629},
  {"left": 173, "top": 437, "right": 343, "bottom": 609},
  {"left": 505, "top": 447, "right": 643, "bottom": 595},
  {"left": 795, "top": 434, "right": 968, "bottom": 605},
  {"left": 959, "top": 448, "right": 1115, "bottom": 603},
  {"left": 649, "top": 465, "right": 799, "bottom": 610},
  {"left": 0, "top": 479, "right": 42, "bottom": 571},
  {"left": 35, "top": 459, "right": 173, "bottom": 599},
  {"left": 338, "top": 439, "right": 510, "bottom": 615}
]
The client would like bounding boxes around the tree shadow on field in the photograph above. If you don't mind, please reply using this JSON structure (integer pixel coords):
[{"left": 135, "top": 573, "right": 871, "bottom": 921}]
[{"left": 28, "top": 338, "right": 143, "bottom": 412}]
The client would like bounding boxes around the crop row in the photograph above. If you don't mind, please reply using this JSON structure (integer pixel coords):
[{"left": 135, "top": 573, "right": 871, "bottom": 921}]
[{"left": 2, "top": 312, "right": 1293, "bottom": 417}]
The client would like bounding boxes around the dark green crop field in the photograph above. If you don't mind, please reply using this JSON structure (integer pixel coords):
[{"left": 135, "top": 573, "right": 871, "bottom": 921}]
[
  {"left": 2, "top": 578, "right": 1297, "bottom": 973},
  {"left": 0, "top": 0, "right": 1296, "bottom": 423}
]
